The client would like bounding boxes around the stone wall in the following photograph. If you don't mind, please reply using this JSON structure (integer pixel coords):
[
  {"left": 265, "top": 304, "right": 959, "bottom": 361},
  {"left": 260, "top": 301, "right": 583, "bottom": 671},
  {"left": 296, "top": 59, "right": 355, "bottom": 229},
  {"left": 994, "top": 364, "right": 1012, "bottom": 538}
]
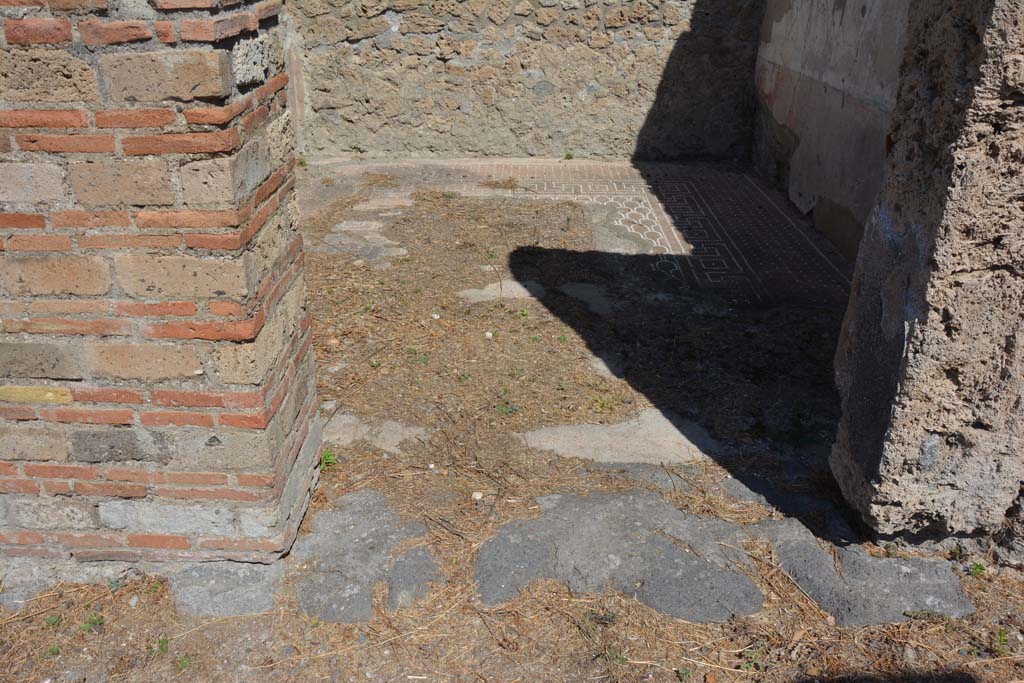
[
  {"left": 753, "top": 0, "right": 909, "bottom": 261},
  {"left": 0, "top": 0, "right": 320, "bottom": 562},
  {"left": 288, "top": 0, "right": 765, "bottom": 160},
  {"left": 831, "top": 0, "right": 1024, "bottom": 562}
]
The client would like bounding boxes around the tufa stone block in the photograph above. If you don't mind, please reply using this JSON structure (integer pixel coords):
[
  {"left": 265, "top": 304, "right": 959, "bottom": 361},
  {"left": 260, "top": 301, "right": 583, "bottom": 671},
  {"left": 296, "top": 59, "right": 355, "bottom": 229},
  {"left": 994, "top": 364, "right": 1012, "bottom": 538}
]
[{"left": 99, "top": 49, "right": 233, "bottom": 103}]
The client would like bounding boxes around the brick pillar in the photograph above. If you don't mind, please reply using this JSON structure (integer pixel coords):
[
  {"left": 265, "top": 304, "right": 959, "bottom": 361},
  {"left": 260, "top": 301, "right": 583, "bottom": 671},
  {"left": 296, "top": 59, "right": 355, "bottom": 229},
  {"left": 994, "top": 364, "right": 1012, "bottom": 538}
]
[{"left": 0, "top": 0, "right": 321, "bottom": 562}]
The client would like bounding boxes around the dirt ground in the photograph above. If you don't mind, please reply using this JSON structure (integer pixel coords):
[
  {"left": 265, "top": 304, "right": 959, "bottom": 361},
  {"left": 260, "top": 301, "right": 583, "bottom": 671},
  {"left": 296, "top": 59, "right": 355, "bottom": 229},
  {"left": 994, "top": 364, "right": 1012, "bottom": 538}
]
[{"left": 2, "top": 174, "right": 1023, "bottom": 683}]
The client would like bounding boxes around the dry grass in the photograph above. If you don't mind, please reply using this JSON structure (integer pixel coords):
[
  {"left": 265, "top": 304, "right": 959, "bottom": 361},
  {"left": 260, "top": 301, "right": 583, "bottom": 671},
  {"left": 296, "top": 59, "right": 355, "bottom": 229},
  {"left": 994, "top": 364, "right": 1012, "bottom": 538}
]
[
  {"left": 360, "top": 172, "right": 400, "bottom": 189},
  {"left": 478, "top": 177, "right": 521, "bottom": 190},
  {"left": 2, "top": 188, "right": 1022, "bottom": 683},
  {"left": 4, "top": 545, "right": 1022, "bottom": 682}
]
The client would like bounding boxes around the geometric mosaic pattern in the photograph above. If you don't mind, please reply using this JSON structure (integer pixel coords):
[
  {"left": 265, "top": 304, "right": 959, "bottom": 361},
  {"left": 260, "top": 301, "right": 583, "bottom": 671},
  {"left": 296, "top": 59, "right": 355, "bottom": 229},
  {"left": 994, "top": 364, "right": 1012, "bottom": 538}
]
[{"left": 322, "top": 159, "right": 852, "bottom": 309}]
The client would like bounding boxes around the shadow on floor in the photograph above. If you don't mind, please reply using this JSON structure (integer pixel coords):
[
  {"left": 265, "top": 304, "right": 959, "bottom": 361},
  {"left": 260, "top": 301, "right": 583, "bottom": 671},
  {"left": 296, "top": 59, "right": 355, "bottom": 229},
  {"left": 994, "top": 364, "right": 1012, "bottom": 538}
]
[
  {"left": 509, "top": 245, "right": 856, "bottom": 540},
  {"left": 508, "top": 166, "right": 859, "bottom": 543}
]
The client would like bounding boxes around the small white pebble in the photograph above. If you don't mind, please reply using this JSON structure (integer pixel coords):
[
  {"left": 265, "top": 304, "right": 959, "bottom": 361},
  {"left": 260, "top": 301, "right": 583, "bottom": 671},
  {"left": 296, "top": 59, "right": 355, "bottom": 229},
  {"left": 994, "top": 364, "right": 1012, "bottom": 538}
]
[
  {"left": 128, "top": 595, "right": 138, "bottom": 609},
  {"left": 431, "top": 313, "right": 441, "bottom": 320},
  {"left": 471, "top": 491, "right": 484, "bottom": 501},
  {"left": 428, "top": 463, "right": 435, "bottom": 469},
  {"left": 484, "top": 331, "right": 494, "bottom": 340}
]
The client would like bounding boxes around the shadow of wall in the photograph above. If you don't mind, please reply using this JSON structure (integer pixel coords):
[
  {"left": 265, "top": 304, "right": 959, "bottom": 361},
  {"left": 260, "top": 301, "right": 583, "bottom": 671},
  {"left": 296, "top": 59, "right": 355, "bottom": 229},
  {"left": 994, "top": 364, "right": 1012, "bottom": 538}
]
[
  {"left": 510, "top": 0, "right": 1009, "bottom": 553},
  {"left": 632, "top": 0, "right": 766, "bottom": 161},
  {"left": 508, "top": 241, "right": 856, "bottom": 543}
]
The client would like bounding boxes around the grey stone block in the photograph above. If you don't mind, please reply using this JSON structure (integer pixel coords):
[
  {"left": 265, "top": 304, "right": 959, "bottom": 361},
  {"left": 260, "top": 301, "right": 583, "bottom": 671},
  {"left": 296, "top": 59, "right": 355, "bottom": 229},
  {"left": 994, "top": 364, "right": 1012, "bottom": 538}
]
[
  {"left": 475, "top": 490, "right": 763, "bottom": 623},
  {"left": 289, "top": 489, "right": 443, "bottom": 623},
  {"left": 521, "top": 408, "right": 719, "bottom": 465},
  {"left": 11, "top": 496, "right": 99, "bottom": 530},
  {"left": 169, "top": 562, "right": 284, "bottom": 617},
  {"left": 71, "top": 428, "right": 169, "bottom": 464},
  {"left": 387, "top": 546, "right": 441, "bottom": 610},
  {"left": 0, "top": 423, "right": 71, "bottom": 461},
  {"left": 756, "top": 518, "right": 975, "bottom": 626},
  {"left": 98, "top": 500, "right": 238, "bottom": 537},
  {"left": 0, "top": 559, "right": 135, "bottom": 612},
  {"left": 0, "top": 342, "right": 82, "bottom": 380}
]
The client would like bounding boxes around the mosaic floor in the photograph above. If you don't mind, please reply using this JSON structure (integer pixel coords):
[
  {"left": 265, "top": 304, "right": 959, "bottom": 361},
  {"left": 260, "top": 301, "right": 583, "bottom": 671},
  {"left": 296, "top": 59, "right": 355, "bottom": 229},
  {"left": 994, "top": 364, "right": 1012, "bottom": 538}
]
[{"left": 304, "top": 158, "right": 852, "bottom": 309}]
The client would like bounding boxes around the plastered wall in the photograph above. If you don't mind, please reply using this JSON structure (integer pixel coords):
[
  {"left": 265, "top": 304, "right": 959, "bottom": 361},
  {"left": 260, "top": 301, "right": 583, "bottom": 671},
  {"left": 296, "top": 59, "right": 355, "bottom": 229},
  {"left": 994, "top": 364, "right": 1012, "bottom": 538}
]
[{"left": 753, "top": 0, "right": 909, "bottom": 261}]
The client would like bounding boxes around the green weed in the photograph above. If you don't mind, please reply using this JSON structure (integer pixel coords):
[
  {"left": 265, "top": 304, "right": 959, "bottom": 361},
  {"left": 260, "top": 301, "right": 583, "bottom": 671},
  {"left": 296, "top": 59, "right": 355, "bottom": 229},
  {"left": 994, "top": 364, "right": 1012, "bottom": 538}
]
[
  {"left": 80, "top": 612, "right": 104, "bottom": 633},
  {"left": 320, "top": 448, "right": 337, "bottom": 469}
]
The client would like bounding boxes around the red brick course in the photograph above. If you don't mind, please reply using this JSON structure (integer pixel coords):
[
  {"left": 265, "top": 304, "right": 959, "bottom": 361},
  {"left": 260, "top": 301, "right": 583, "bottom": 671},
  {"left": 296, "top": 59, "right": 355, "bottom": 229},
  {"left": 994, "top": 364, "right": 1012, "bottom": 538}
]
[
  {"left": 122, "top": 129, "right": 241, "bottom": 156},
  {"left": 0, "top": 7, "right": 317, "bottom": 563},
  {"left": 127, "top": 534, "right": 190, "bottom": 550},
  {"left": 180, "top": 11, "right": 257, "bottom": 42},
  {"left": 52, "top": 210, "right": 132, "bottom": 228},
  {"left": 5, "top": 18, "right": 71, "bottom": 44},
  {"left": 95, "top": 109, "right": 175, "bottom": 128},
  {"left": 15, "top": 133, "right": 115, "bottom": 153},
  {"left": 79, "top": 19, "right": 152, "bottom": 46},
  {"left": 0, "top": 213, "right": 46, "bottom": 229},
  {"left": 0, "top": 110, "right": 88, "bottom": 128},
  {"left": 5, "top": 234, "right": 72, "bottom": 251}
]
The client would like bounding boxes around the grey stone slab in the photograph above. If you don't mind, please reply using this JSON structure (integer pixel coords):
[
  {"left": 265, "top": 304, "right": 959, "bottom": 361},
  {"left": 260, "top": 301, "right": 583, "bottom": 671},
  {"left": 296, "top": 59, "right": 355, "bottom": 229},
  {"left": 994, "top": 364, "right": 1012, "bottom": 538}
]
[
  {"left": 168, "top": 562, "right": 284, "bottom": 617},
  {"left": 0, "top": 561, "right": 57, "bottom": 612},
  {"left": 587, "top": 462, "right": 777, "bottom": 519},
  {"left": 475, "top": 490, "right": 763, "bottom": 623},
  {"left": 586, "top": 461, "right": 696, "bottom": 492},
  {"left": 589, "top": 350, "right": 625, "bottom": 378},
  {"left": 352, "top": 196, "right": 414, "bottom": 211},
  {"left": 321, "top": 412, "right": 428, "bottom": 455},
  {"left": 387, "top": 545, "right": 442, "bottom": 610},
  {"left": 458, "top": 280, "right": 545, "bottom": 304},
  {"left": 720, "top": 476, "right": 771, "bottom": 507},
  {"left": 756, "top": 518, "right": 974, "bottom": 626},
  {"left": 312, "top": 221, "right": 407, "bottom": 260},
  {"left": 302, "top": 489, "right": 425, "bottom": 552},
  {"left": 295, "top": 570, "right": 373, "bottom": 623},
  {"left": 333, "top": 220, "right": 384, "bottom": 232},
  {"left": 12, "top": 496, "right": 99, "bottom": 530},
  {"left": 521, "top": 409, "right": 720, "bottom": 465},
  {"left": 557, "top": 282, "right": 617, "bottom": 316},
  {"left": 289, "top": 489, "right": 443, "bottom": 623},
  {"left": 0, "top": 559, "right": 135, "bottom": 612}
]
